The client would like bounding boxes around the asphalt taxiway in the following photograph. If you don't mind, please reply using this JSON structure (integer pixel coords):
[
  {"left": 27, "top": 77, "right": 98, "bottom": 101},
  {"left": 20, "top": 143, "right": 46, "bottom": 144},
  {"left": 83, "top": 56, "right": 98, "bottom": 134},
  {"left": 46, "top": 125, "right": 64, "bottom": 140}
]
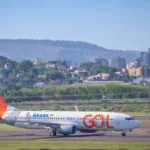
[{"left": 0, "top": 127, "right": 150, "bottom": 141}]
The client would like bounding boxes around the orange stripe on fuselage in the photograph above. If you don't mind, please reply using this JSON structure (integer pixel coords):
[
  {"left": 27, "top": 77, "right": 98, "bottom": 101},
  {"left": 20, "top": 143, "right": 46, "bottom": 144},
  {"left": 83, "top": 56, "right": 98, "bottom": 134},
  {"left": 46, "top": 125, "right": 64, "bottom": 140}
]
[{"left": 0, "top": 96, "right": 7, "bottom": 118}]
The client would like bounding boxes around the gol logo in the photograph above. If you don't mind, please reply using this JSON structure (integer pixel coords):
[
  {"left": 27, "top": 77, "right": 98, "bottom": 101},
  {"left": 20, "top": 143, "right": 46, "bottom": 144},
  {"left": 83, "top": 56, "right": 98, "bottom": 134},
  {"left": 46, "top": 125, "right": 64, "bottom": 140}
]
[{"left": 82, "top": 114, "right": 114, "bottom": 129}]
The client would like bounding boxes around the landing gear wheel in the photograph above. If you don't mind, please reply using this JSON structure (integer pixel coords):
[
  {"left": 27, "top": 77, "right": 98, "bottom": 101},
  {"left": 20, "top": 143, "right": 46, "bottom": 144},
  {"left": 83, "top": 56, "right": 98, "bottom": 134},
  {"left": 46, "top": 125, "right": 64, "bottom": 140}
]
[
  {"left": 52, "top": 131, "right": 57, "bottom": 136},
  {"left": 49, "top": 132, "right": 53, "bottom": 136},
  {"left": 49, "top": 130, "right": 57, "bottom": 136},
  {"left": 121, "top": 132, "right": 126, "bottom": 136}
]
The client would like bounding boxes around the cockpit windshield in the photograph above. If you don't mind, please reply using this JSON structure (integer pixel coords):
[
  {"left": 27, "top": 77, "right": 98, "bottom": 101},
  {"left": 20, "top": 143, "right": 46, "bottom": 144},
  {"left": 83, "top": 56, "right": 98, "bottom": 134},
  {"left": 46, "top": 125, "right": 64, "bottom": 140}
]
[{"left": 125, "top": 117, "right": 135, "bottom": 120}]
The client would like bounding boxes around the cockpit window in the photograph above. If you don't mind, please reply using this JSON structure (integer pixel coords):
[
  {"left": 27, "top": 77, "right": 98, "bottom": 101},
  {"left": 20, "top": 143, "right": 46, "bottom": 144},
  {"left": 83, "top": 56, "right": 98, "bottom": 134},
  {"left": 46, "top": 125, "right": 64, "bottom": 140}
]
[{"left": 125, "top": 117, "right": 135, "bottom": 120}]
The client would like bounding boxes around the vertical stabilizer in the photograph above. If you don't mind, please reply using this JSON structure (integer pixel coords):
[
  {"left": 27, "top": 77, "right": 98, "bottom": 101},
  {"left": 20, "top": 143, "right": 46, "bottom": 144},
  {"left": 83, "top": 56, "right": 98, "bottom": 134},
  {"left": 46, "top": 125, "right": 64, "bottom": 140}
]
[{"left": 0, "top": 96, "right": 7, "bottom": 118}]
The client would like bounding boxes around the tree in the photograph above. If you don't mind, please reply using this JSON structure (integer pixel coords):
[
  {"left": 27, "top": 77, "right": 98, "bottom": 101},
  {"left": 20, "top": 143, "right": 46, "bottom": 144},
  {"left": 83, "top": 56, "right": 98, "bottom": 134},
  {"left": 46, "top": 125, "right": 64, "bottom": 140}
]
[
  {"left": 18, "top": 60, "right": 33, "bottom": 72},
  {"left": 47, "top": 71, "right": 65, "bottom": 81},
  {"left": 0, "top": 56, "right": 10, "bottom": 67},
  {"left": 65, "top": 73, "right": 72, "bottom": 79},
  {"left": 80, "top": 62, "right": 94, "bottom": 71},
  {"left": 0, "top": 68, "right": 9, "bottom": 78}
]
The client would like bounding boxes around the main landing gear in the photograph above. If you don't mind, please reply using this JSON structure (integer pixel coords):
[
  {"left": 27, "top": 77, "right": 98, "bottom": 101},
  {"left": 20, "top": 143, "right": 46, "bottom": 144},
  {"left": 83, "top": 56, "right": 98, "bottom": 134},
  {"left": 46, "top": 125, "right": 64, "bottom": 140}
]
[
  {"left": 49, "top": 129, "right": 57, "bottom": 136},
  {"left": 121, "top": 132, "right": 126, "bottom": 136},
  {"left": 63, "top": 133, "right": 69, "bottom": 137}
]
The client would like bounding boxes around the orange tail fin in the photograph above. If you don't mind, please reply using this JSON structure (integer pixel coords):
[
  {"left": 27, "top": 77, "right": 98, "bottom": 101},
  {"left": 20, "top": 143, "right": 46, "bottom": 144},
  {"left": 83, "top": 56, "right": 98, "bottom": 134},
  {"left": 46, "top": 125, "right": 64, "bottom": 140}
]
[{"left": 0, "top": 96, "right": 7, "bottom": 118}]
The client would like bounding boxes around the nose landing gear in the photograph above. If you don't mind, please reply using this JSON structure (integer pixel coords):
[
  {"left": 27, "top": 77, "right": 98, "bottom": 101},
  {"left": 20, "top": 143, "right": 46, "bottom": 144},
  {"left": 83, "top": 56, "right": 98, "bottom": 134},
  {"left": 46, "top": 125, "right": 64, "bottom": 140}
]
[
  {"left": 121, "top": 132, "right": 126, "bottom": 136},
  {"left": 129, "top": 129, "right": 132, "bottom": 132}
]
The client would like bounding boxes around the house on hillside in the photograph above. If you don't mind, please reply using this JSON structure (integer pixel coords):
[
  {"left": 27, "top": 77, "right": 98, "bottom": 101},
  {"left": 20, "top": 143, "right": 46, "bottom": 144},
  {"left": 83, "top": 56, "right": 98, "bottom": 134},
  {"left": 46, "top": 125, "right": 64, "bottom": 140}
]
[
  {"left": 45, "top": 63, "right": 55, "bottom": 69},
  {"left": 33, "top": 82, "right": 46, "bottom": 88},
  {"left": 57, "top": 66, "right": 67, "bottom": 73},
  {"left": 68, "top": 64, "right": 77, "bottom": 72},
  {"left": 33, "top": 58, "right": 43, "bottom": 66},
  {"left": 74, "top": 69, "right": 89, "bottom": 78},
  {"left": 87, "top": 73, "right": 110, "bottom": 81},
  {"left": 4, "top": 63, "right": 13, "bottom": 71},
  {"left": 8, "top": 73, "right": 16, "bottom": 81}
]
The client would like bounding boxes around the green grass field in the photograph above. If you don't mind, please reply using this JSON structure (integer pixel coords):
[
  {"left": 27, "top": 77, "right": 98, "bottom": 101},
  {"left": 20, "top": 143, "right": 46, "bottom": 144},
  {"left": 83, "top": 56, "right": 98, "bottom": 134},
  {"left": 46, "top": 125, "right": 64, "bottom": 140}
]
[
  {"left": 12, "top": 99, "right": 150, "bottom": 113},
  {"left": 0, "top": 140, "right": 150, "bottom": 150},
  {"left": 126, "top": 112, "right": 150, "bottom": 116},
  {"left": 0, "top": 124, "right": 23, "bottom": 131}
]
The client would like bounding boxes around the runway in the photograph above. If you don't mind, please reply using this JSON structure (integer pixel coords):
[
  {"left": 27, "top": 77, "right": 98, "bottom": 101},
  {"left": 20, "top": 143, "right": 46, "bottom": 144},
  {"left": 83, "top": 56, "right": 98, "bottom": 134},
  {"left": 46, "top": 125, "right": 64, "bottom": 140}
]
[
  {"left": 0, "top": 116, "right": 149, "bottom": 141},
  {"left": 0, "top": 127, "right": 150, "bottom": 141},
  {"left": 135, "top": 116, "right": 150, "bottom": 120}
]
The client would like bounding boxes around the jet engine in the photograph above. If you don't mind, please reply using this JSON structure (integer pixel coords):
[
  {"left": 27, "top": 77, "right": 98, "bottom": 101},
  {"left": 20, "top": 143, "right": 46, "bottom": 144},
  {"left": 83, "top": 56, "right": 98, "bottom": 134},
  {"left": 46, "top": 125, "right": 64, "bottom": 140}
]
[{"left": 57, "top": 124, "right": 76, "bottom": 135}]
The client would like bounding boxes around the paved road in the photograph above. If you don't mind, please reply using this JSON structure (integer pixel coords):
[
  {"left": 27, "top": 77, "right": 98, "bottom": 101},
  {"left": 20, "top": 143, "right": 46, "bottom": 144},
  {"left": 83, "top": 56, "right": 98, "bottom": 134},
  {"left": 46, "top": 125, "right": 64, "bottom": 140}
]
[{"left": 0, "top": 128, "right": 150, "bottom": 141}]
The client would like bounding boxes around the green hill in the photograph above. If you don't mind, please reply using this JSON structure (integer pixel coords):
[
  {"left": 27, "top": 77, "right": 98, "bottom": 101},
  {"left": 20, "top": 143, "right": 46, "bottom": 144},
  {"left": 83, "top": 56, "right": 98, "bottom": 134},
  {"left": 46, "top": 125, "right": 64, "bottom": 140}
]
[{"left": 0, "top": 39, "right": 140, "bottom": 63}]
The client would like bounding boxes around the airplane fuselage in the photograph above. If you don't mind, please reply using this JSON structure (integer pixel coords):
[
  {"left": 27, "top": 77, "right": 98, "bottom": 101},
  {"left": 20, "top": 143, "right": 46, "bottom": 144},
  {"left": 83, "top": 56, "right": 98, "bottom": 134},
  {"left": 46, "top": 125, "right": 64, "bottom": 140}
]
[{"left": 2, "top": 110, "right": 140, "bottom": 131}]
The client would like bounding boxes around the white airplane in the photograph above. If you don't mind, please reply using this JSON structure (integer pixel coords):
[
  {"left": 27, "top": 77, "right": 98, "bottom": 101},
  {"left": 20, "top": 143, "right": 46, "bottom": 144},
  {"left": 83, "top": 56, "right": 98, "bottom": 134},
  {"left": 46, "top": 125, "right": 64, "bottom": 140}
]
[{"left": 0, "top": 96, "right": 140, "bottom": 137}]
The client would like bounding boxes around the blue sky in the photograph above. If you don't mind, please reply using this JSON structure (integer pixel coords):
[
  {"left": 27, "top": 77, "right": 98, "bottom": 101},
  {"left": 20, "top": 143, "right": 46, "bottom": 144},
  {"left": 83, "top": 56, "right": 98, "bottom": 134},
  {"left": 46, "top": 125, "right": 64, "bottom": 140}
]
[{"left": 0, "top": 0, "right": 150, "bottom": 51}]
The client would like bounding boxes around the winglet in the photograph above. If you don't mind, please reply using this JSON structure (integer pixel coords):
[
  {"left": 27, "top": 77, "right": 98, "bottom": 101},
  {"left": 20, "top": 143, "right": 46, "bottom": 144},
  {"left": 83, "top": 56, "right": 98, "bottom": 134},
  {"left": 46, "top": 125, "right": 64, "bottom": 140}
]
[{"left": 0, "top": 96, "right": 7, "bottom": 118}]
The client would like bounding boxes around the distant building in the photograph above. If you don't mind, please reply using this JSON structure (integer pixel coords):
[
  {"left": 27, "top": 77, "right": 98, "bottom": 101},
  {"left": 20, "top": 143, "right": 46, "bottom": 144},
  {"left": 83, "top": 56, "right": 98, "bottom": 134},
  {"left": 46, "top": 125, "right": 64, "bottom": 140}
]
[
  {"left": 142, "top": 66, "right": 150, "bottom": 77},
  {"left": 127, "top": 59, "right": 141, "bottom": 68},
  {"left": 121, "top": 68, "right": 127, "bottom": 73},
  {"left": 140, "top": 48, "right": 150, "bottom": 66},
  {"left": 4, "top": 63, "right": 12, "bottom": 71},
  {"left": 45, "top": 63, "right": 55, "bottom": 69},
  {"left": 127, "top": 67, "right": 142, "bottom": 77},
  {"left": 87, "top": 73, "right": 110, "bottom": 81},
  {"left": 57, "top": 66, "right": 67, "bottom": 73},
  {"left": 74, "top": 69, "right": 88, "bottom": 78},
  {"left": 87, "top": 76, "right": 95, "bottom": 81},
  {"left": 8, "top": 73, "right": 16, "bottom": 81},
  {"left": 135, "top": 58, "right": 142, "bottom": 67},
  {"left": 68, "top": 64, "right": 77, "bottom": 72},
  {"left": 16, "top": 73, "right": 24, "bottom": 78},
  {"left": 110, "top": 57, "right": 126, "bottom": 69},
  {"left": 33, "top": 58, "right": 43, "bottom": 66},
  {"left": 100, "top": 73, "right": 110, "bottom": 80},
  {"left": 115, "top": 71, "right": 125, "bottom": 77},
  {"left": 95, "top": 57, "right": 109, "bottom": 66},
  {"left": 33, "top": 82, "right": 46, "bottom": 88}
]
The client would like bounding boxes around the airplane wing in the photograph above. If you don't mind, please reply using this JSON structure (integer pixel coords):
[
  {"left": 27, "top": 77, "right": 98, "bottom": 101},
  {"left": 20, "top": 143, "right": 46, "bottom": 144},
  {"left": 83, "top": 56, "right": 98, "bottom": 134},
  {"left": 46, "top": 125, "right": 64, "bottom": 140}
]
[{"left": 26, "top": 120, "right": 76, "bottom": 129}]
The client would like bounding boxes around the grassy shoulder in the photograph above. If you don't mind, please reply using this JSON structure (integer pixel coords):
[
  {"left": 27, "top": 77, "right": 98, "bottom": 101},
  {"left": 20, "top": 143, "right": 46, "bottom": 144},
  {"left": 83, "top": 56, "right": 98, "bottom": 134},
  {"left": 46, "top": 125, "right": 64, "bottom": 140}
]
[
  {"left": 0, "top": 123, "right": 23, "bottom": 131},
  {"left": 0, "top": 140, "right": 150, "bottom": 150},
  {"left": 125, "top": 112, "right": 150, "bottom": 116},
  {"left": 14, "top": 103, "right": 150, "bottom": 113}
]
